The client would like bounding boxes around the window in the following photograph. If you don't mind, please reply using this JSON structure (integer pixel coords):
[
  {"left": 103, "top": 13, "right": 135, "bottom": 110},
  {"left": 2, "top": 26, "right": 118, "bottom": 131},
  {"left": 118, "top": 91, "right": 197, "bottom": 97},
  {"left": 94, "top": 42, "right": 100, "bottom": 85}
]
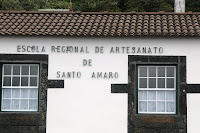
[
  {"left": 138, "top": 66, "right": 176, "bottom": 114},
  {"left": 1, "top": 64, "right": 39, "bottom": 111}
]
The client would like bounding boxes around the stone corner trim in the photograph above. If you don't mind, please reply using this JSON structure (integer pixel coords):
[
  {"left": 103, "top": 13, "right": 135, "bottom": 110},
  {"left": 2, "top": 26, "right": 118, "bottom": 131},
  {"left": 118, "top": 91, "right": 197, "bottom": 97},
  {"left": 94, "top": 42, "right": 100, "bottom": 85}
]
[
  {"left": 111, "top": 84, "right": 129, "bottom": 93},
  {"left": 187, "top": 84, "right": 200, "bottom": 93},
  {"left": 48, "top": 80, "right": 64, "bottom": 88}
]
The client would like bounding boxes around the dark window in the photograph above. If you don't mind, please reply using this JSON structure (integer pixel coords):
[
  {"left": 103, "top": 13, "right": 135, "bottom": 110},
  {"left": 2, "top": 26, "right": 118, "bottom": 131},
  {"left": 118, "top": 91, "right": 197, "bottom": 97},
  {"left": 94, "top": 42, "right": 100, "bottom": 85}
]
[
  {"left": 138, "top": 66, "right": 176, "bottom": 114},
  {"left": 1, "top": 64, "right": 39, "bottom": 111}
]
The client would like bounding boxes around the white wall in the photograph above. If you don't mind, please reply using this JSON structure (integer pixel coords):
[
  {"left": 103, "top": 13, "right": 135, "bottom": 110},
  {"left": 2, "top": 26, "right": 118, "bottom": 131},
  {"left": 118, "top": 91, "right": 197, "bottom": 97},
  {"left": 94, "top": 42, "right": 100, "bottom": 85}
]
[
  {"left": 1, "top": 36, "right": 200, "bottom": 133},
  {"left": 187, "top": 94, "right": 200, "bottom": 133}
]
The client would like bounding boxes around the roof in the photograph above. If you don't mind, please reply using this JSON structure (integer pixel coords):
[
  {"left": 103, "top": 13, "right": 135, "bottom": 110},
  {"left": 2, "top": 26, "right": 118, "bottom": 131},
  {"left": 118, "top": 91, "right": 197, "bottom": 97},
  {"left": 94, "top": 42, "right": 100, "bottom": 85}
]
[{"left": 1, "top": 11, "right": 200, "bottom": 37}]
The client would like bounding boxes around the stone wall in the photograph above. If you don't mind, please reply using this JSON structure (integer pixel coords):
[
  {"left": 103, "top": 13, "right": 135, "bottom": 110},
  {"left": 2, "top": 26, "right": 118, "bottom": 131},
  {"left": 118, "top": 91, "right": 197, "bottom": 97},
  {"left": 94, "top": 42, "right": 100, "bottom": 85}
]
[
  {"left": 0, "top": 54, "right": 48, "bottom": 133},
  {"left": 112, "top": 56, "right": 187, "bottom": 133}
]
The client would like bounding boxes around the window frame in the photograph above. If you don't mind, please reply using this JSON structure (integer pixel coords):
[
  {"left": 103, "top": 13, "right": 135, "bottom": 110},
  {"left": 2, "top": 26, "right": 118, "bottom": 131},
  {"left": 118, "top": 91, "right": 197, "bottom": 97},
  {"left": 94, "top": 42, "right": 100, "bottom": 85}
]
[
  {"left": 137, "top": 65, "right": 178, "bottom": 115},
  {"left": 0, "top": 63, "right": 40, "bottom": 112}
]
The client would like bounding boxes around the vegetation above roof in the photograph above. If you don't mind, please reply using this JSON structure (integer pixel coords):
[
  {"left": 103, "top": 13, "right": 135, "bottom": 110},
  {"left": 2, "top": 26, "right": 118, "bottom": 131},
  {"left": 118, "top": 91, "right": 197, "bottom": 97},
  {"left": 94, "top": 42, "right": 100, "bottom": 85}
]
[{"left": 0, "top": 0, "right": 200, "bottom": 12}]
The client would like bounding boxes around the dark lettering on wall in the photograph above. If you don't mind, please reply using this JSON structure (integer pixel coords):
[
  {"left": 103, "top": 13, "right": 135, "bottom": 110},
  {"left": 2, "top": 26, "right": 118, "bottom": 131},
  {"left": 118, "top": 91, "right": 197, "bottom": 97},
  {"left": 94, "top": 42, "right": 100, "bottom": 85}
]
[
  {"left": 17, "top": 45, "right": 164, "bottom": 54},
  {"left": 95, "top": 46, "right": 104, "bottom": 53},
  {"left": 83, "top": 59, "right": 92, "bottom": 66},
  {"left": 57, "top": 71, "right": 81, "bottom": 78},
  {"left": 110, "top": 46, "right": 163, "bottom": 54},
  {"left": 91, "top": 72, "right": 118, "bottom": 79},
  {"left": 17, "top": 45, "right": 45, "bottom": 53},
  {"left": 51, "top": 46, "right": 89, "bottom": 53}
]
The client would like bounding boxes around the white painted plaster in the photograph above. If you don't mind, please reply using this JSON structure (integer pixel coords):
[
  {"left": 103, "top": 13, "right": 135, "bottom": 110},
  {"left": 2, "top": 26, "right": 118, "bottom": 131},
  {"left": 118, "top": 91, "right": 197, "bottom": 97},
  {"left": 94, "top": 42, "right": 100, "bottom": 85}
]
[
  {"left": 187, "top": 94, "right": 200, "bottom": 133},
  {"left": 0, "top": 36, "right": 200, "bottom": 133}
]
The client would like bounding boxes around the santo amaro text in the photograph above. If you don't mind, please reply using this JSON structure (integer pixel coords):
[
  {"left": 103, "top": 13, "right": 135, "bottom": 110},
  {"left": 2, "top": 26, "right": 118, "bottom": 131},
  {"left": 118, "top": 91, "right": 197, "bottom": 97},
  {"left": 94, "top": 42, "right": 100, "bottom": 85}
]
[{"left": 56, "top": 71, "right": 119, "bottom": 79}]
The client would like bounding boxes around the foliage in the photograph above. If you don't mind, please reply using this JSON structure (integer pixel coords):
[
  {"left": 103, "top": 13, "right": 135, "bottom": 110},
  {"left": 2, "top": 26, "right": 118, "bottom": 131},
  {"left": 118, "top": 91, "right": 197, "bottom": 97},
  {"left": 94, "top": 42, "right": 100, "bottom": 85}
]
[
  {"left": 186, "top": 0, "right": 200, "bottom": 12},
  {"left": 0, "top": 0, "right": 199, "bottom": 12},
  {"left": 44, "top": 0, "right": 70, "bottom": 9},
  {"left": 72, "top": 0, "right": 121, "bottom": 12},
  {"left": 19, "top": 0, "right": 46, "bottom": 11},
  {"left": 1, "top": 0, "right": 21, "bottom": 10}
]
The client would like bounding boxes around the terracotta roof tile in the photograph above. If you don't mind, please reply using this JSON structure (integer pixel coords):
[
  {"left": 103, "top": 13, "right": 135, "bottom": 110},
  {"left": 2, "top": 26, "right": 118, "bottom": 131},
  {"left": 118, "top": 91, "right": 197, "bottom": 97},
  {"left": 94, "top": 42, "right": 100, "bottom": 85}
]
[{"left": 1, "top": 11, "right": 200, "bottom": 37}]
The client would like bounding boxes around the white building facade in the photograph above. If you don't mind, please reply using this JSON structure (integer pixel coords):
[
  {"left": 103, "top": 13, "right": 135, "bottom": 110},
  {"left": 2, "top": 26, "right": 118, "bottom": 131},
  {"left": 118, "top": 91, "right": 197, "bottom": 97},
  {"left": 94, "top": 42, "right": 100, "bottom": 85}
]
[{"left": 0, "top": 11, "right": 200, "bottom": 133}]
